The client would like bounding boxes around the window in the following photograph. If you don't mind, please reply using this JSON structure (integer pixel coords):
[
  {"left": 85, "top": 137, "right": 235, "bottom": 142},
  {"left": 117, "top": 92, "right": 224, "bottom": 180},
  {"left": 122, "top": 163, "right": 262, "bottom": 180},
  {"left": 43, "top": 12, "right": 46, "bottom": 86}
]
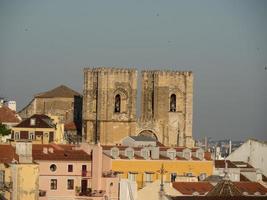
[
  {"left": 170, "top": 94, "right": 176, "bottom": 112},
  {"left": 144, "top": 172, "right": 153, "bottom": 183},
  {"left": 67, "top": 179, "right": 74, "bottom": 190},
  {"left": 29, "top": 132, "right": 35, "bottom": 140},
  {"left": 128, "top": 172, "right": 137, "bottom": 181},
  {"left": 15, "top": 132, "right": 20, "bottom": 140},
  {"left": 50, "top": 164, "right": 57, "bottom": 172},
  {"left": 114, "top": 94, "right": 121, "bottom": 113},
  {"left": 30, "top": 118, "right": 36, "bottom": 126},
  {"left": 171, "top": 173, "right": 177, "bottom": 182},
  {"left": 68, "top": 164, "right": 73, "bottom": 172},
  {"left": 50, "top": 179, "right": 57, "bottom": 190}
]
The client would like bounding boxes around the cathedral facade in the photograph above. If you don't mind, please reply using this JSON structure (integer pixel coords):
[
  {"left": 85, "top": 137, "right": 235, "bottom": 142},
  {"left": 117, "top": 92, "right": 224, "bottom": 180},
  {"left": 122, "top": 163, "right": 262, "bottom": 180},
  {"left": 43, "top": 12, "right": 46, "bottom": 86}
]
[{"left": 83, "top": 67, "right": 194, "bottom": 147}]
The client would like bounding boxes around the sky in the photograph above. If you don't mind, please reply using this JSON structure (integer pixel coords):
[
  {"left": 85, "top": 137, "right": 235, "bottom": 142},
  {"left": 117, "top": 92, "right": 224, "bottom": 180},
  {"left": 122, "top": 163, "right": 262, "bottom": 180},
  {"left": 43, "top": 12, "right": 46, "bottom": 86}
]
[{"left": 0, "top": 0, "right": 266, "bottom": 141}]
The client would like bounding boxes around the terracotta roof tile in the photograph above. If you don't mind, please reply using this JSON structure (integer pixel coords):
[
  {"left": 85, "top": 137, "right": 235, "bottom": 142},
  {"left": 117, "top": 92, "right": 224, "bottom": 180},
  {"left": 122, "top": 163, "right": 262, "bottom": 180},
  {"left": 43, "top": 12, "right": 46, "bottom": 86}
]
[
  {"left": 172, "top": 182, "right": 213, "bottom": 195},
  {"left": 215, "top": 160, "right": 237, "bottom": 168},
  {"left": 0, "top": 106, "right": 20, "bottom": 123},
  {"left": 15, "top": 114, "right": 54, "bottom": 128},
  {"left": 0, "top": 144, "right": 19, "bottom": 163},
  {"left": 32, "top": 144, "right": 91, "bottom": 161},
  {"left": 234, "top": 182, "right": 267, "bottom": 195}
]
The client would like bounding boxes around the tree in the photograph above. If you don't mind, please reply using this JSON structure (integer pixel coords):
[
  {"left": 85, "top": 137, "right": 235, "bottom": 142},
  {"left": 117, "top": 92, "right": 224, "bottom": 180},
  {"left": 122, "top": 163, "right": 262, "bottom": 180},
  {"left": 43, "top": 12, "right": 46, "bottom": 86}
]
[{"left": 0, "top": 123, "right": 11, "bottom": 136}]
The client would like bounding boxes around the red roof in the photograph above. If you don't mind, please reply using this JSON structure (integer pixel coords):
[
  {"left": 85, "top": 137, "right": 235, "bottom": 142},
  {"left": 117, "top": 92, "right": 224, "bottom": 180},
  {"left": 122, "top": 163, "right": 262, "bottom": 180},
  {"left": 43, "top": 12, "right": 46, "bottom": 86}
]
[
  {"left": 64, "top": 121, "right": 77, "bottom": 131},
  {"left": 32, "top": 144, "right": 91, "bottom": 161},
  {"left": 0, "top": 106, "right": 20, "bottom": 123},
  {"left": 0, "top": 144, "right": 19, "bottom": 163},
  {"left": 215, "top": 160, "right": 237, "bottom": 168},
  {"left": 234, "top": 182, "right": 267, "bottom": 195},
  {"left": 172, "top": 182, "right": 213, "bottom": 195},
  {"left": 15, "top": 114, "right": 54, "bottom": 128}
]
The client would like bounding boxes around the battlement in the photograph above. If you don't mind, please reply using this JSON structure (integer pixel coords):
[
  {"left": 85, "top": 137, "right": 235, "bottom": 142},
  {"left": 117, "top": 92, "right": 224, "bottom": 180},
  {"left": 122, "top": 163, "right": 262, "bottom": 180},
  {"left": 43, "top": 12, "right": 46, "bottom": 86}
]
[
  {"left": 142, "top": 70, "right": 193, "bottom": 76},
  {"left": 84, "top": 66, "right": 137, "bottom": 73}
]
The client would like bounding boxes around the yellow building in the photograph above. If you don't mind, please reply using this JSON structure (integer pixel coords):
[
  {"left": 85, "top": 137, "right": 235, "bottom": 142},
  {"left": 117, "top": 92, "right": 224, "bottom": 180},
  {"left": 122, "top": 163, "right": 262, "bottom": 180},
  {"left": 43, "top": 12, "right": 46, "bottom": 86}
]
[
  {"left": 11, "top": 114, "right": 64, "bottom": 144},
  {"left": 102, "top": 145, "right": 213, "bottom": 189},
  {"left": 0, "top": 143, "right": 39, "bottom": 200}
]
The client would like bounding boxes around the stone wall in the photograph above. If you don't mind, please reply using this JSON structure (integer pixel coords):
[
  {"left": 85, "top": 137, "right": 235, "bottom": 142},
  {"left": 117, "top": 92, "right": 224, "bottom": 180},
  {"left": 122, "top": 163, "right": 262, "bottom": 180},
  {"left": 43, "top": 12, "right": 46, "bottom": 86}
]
[
  {"left": 83, "top": 68, "right": 194, "bottom": 147},
  {"left": 83, "top": 67, "right": 137, "bottom": 144}
]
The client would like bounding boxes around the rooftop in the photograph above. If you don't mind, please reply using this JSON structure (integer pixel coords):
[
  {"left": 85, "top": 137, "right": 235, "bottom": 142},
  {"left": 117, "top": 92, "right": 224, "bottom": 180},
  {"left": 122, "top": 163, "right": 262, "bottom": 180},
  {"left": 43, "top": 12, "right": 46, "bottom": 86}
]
[
  {"left": 14, "top": 114, "right": 54, "bottom": 128},
  {"left": 35, "top": 85, "right": 80, "bottom": 98},
  {"left": 0, "top": 106, "right": 20, "bottom": 123},
  {"left": 172, "top": 182, "right": 213, "bottom": 195}
]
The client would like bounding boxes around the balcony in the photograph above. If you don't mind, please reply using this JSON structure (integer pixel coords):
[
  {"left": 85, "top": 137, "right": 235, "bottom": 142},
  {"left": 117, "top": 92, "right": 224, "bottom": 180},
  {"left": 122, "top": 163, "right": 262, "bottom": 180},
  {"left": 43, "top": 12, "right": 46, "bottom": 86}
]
[{"left": 81, "top": 170, "right": 91, "bottom": 178}]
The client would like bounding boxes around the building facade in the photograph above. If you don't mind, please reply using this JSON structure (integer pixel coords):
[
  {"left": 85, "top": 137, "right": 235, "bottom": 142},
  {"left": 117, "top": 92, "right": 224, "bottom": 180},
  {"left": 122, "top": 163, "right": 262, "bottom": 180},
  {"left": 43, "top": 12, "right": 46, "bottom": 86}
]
[
  {"left": 83, "top": 68, "right": 137, "bottom": 145},
  {"left": 83, "top": 67, "right": 194, "bottom": 147}
]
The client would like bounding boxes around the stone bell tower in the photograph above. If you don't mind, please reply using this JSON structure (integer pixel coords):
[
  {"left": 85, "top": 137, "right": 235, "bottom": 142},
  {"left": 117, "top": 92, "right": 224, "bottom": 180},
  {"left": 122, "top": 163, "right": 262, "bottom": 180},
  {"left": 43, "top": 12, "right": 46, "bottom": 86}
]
[
  {"left": 139, "top": 70, "right": 194, "bottom": 147},
  {"left": 83, "top": 67, "right": 137, "bottom": 144}
]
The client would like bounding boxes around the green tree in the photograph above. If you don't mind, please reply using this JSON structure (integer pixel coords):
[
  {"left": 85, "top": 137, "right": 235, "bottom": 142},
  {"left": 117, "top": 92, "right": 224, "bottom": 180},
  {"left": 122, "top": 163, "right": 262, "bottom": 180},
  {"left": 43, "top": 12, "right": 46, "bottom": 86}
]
[{"left": 0, "top": 123, "right": 11, "bottom": 136}]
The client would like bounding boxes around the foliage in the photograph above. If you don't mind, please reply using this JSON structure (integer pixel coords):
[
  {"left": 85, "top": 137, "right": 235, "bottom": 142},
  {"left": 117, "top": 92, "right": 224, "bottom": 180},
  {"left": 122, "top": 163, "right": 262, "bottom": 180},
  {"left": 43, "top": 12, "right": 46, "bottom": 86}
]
[{"left": 0, "top": 123, "right": 11, "bottom": 136}]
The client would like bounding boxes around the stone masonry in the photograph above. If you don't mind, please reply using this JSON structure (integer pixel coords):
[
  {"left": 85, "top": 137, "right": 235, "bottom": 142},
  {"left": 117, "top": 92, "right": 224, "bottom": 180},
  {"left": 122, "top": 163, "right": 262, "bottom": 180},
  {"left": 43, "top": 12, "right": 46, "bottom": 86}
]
[{"left": 83, "top": 67, "right": 194, "bottom": 147}]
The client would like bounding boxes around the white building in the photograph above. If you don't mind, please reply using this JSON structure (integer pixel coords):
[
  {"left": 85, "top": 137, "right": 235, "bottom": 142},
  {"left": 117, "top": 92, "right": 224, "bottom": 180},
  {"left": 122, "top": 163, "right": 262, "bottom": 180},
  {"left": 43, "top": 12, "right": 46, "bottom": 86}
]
[{"left": 227, "top": 139, "right": 267, "bottom": 176}]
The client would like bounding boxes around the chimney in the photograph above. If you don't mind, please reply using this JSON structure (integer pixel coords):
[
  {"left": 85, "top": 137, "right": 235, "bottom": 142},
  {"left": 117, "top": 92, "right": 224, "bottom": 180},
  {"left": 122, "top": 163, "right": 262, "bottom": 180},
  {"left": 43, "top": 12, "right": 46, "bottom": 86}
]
[
  {"left": 48, "top": 147, "right": 54, "bottom": 153},
  {"left": 43, "top": 147, "right": 48, "bottom": 154},
  {"left": 92, "top": 144, "right": 103, "bottom": 191},
  {"left": 15, "top": 142, "right": 33, "bottom": 163}
]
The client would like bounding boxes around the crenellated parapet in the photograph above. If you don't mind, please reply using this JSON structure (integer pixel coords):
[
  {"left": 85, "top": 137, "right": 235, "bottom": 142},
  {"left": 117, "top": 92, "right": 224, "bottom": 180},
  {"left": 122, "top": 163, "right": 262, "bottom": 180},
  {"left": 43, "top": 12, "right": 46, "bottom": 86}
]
[{"left": 84, "top": 66, "right": 137, "bottom": 74}]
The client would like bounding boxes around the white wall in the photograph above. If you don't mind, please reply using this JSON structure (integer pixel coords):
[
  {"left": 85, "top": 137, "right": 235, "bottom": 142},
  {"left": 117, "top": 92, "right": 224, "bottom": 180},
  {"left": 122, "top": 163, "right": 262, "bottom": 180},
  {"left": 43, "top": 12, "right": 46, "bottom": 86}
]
[{"left": 227, "top": 139, "right": 267, "bottom": 176}]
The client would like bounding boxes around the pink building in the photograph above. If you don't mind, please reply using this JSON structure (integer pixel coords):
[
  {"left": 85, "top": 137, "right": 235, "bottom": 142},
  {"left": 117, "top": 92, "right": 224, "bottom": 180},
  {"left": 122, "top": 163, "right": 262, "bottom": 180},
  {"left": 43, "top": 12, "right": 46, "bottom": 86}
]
[{"left": 33, "top": 143, "right": 119, "bottom": 200}]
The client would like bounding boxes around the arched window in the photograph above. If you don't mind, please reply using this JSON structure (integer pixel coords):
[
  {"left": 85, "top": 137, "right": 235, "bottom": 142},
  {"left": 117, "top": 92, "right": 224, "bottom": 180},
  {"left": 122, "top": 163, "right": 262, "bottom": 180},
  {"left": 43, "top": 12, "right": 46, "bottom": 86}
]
[
  {"left": 114, "top": 94, "right": 121, "bottom": 113},
  {"left": 170, "top": 94, "right": 176, "bottom": 112}
]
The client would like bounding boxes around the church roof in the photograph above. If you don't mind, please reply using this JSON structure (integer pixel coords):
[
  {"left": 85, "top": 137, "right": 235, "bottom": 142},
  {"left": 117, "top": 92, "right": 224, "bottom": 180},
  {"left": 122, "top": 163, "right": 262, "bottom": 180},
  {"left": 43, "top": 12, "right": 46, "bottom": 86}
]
[
  {"left": 207, "top": 180, "right": 242, "bottom": 196},
  {"left": 35, "top": 85, "right": 80, "bottom": 98}
]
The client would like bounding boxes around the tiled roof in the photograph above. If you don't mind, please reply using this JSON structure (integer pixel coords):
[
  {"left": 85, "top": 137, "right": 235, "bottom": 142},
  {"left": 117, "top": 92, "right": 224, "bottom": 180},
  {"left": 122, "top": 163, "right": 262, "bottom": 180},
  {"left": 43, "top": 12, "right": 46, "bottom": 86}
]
[
  {"left": 0, "top": 106, "right": 20, "bottom": 123},
  {"left": 32, "top": 144, "right": 91, "bottom": 161},
  {"left": 172, "top": 182, "right": 213, "bottom": 195},
  {"left": 35, "top": 85, "right": 80, "bottom": 98},
  {"left": 168, "top": 196, "right": 267, "bottom": 200},
  {"left": 64, "top": 121, "right": 77, "bottom": 131},
  {"left": 207, "top": 180, "right": 242, "bottom": 196},
  {"left": 0, "top": 144, "right": 18, "bottom": 163},
  {"left": 240, "top": 174, "right": 251, "bottom": 182},
  {"left": 215, "top": 160, "right": 237, "bottom": 168},
  {"left": 234, "top": 182, "right": 267, "bottom": 195},
  {"left": 15, "top": 114, "right": 54, "bottom": 128}
]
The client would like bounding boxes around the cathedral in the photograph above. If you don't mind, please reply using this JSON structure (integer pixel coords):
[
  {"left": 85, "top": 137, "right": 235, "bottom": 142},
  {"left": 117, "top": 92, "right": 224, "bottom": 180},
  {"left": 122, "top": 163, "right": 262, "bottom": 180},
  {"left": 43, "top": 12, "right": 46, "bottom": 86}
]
[{"left": 83, "top": 67, "right": 194, "bottom": 147}]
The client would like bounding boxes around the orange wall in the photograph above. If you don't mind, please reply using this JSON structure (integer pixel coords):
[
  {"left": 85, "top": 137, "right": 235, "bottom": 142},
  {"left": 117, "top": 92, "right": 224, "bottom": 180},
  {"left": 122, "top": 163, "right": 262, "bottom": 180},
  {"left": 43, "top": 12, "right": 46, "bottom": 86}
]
[{"left": 111, "top": 160, "right": 213, "bottom": 188}]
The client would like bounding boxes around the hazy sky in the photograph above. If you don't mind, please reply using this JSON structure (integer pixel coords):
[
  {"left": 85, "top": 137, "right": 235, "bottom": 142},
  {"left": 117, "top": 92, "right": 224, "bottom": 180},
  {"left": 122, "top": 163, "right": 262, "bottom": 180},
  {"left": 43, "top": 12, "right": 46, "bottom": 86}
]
[{"left": 0, "top": 0, "right": 266, "bottom": 141}]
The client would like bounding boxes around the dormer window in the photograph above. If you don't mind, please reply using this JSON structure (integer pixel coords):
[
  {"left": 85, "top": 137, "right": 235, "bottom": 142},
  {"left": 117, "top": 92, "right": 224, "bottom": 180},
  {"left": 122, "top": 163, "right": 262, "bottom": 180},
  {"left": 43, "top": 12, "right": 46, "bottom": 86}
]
[
  {"left": 141, "top": 148, "right": 150, "bottom": 159},
  {"left": 30, "top": 118, "right": 36, "bottom": 126},
  {"left": 167, "top": 148, "right": 176, "bottom": 160},
  {"left": 110, "top": 147, "right": 119, "bottom": 159},
  {"left": 125, "top": 147, "right": 134, "bottom": 159},
  {"left": 170, "top": 94, "right": 176, "bottom": 112}
]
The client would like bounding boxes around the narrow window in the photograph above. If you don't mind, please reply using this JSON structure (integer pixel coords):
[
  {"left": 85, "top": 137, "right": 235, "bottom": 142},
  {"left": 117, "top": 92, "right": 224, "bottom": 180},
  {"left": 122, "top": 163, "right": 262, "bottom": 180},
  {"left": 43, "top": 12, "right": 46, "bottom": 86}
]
[
  {"left": 170, "top": 94, "right": 176, "bottom": 112},
  {"left": 50, "top": 179, "right": 57, "bottom": 190},
  {"left": 67, "top": 179, "right": 74, "bottom": 190},
  {"left": 68, "top": 164, "right": 73, "bottom": 172},
  {"left": 114, "top": 94, "right": 121, "bottom": 113}
]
